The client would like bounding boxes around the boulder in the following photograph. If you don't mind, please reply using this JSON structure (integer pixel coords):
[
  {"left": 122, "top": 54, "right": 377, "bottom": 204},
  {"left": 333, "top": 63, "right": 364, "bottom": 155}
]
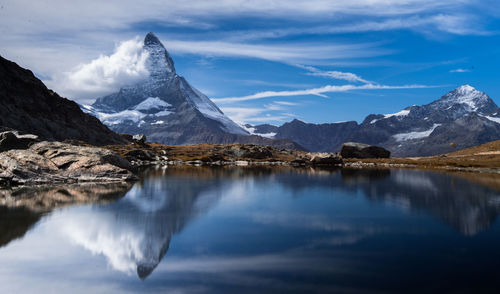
[
  {"left": 0, "top": 141, "right": 136, "bottom": 187},
  {"left": 133, "top": 134, "right": 147, "bottom": 144},
  {"left": 229, "top": 145, "right": 273, "bottom": 159},
  {"left": 310, "top": 154, "right": 343, "bottom": 165},
  {"left": 0, "top": 131, "right": 39, "bottom": 152},
  {"left": 340, "top": 142, "right": 390, "bottom": 159}
]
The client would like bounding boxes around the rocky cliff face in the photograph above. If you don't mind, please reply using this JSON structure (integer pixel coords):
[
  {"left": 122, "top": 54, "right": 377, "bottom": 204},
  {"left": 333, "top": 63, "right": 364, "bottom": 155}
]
[
  {"left": 250, "top": 85, "right": 500, "bottom": 156},
  {"left": 0, "top": 56, "right": 127, "bottom": 146}
]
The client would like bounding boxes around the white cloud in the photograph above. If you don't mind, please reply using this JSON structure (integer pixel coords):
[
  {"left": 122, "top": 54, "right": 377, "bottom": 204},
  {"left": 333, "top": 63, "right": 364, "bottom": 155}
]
[
  {"left": 450, "top": 68, "right": 471, "bottom": 73},
  {"left": 46, "top": 38, "right": 150, "bottom": 101},
  {"left": 274, "top": 101, "right": 300, "bottom": 106},
  {"left": 226, "top": 14, "right": 491, "bottom": 43},
  {"left": 221, "top": 105, "right": 295, "bottom": 124},
  {"left": 165, "top": 40, "right": 387, "bottom": 64},
  {"left": 213, "top": 83, "right": 435, "bottom": 103},
  {"left": 299, "top": 65, "right": 372, "bottom": 83},
  {"left": 0, "top": 0, "right": 475, "bottom": 36}
]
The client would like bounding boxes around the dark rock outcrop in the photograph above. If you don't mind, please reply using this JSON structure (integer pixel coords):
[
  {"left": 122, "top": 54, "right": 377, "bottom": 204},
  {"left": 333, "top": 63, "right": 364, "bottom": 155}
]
[
  {"left": 0, "top": 55, "right": 127, "bottom": 146},
  {"left": 0, "top": 131, "right": 39, "bottom": 152},
  {"left": 341, "top": 142, "right": 391, "bottom": 159}
]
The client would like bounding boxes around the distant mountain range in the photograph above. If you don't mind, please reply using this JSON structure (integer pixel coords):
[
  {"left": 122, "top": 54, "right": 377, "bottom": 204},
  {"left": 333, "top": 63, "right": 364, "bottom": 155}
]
[
  {"left": 248, "top": 85, "right": 500, "bottom": 156},
  {"left": 83, "top": 33, "right": 303, "bottom": 150}
]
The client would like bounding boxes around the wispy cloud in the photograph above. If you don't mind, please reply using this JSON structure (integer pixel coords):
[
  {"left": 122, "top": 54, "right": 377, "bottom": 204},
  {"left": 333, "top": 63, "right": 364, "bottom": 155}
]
[
  {"left": 450, "top": 68, "right": 471, "bottom": 73},
  {"left": 273, "top": 101, "right": 300, "bottom": 106},
  {"left": 226, "top": 14, "right": 492, "bottom": 42},
  {"left": 213, "top": 83, "right": 435, "bottom": 103},
  {"left": 298, "top": 65, "right": 372, "bottom": 83},
  {"left": 221, "top": 105, "right": 296, "bottom": 124},
  {"left": 165, "top": 40, "right": 388, "bottom": 64}
]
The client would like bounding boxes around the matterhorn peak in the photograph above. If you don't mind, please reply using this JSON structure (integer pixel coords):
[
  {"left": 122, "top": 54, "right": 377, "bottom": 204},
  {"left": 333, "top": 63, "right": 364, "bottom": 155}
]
[
  {"left": 143, "top": 32, "right": 176, "bottom": 75},
  {"left": 144, "top": 32, "right": 162, "bottom": 46}
]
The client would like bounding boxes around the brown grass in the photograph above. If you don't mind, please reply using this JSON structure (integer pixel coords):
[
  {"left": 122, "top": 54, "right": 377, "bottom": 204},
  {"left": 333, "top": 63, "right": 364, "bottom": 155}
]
[{"left": 344, "top": 140, "right": 500, "bottom": 171}]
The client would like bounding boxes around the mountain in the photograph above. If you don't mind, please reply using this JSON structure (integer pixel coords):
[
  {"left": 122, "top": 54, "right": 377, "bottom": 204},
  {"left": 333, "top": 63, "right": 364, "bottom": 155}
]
[
  {"left": 249, "top": 85, "right": 500, "bottom": 156},
  {"left": 84, "top": 33, "right": 303, "bottom": 150},
  {"left": 274, "top": 119, "right": 359, "bottom": 152},
  {"left": 0, "top": 55, "right": 126, "bottom": 145}
]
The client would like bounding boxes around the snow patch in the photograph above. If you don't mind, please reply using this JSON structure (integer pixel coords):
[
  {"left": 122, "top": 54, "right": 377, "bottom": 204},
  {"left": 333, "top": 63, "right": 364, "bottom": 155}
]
[
  {"left": 133, "top": 97, "right": 171, "bottom": 111},
  {"left": 392, "top": 124, "right": 441, "bottom": 142},
  {"left": 98, "top": 110, "right": 146, "bottom": 125},
  {"left": 482, "top": 115, "right": 500, "bottom": 124},
  {"left": 257, "top": 132, "right": 277, "bottom": 138},
  {"left": 151, "top": 120, "right": 165, "bottom": 125},
  {"left": 154, "top": 110, "right": 172, "bottom": 117},
  {"left": 241, "top": 124, "right": 276, "bottom": 138},
  {"left": 385, "top": 109, "right": 410, "bottom": 119},
  {"left": 371, "top": 109, "right": 410, "bottom": 124},
  {"left": 83, "top": 97, "right": 173, "bottom": 125}
]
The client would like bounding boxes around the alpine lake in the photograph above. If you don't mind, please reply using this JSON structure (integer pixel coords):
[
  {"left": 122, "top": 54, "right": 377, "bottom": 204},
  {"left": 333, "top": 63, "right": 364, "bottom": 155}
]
[{"left": 1, "top": 166, "right": 500, "bottom": 293}]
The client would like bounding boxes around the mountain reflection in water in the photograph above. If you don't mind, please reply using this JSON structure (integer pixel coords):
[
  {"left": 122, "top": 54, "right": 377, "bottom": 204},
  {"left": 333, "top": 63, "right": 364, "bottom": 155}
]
[
  {"left": 59, "top": 168, "right": 224, "bottom": 279},
  {"left": 0, "top": 166, "right": 500, "bottom": 293}
]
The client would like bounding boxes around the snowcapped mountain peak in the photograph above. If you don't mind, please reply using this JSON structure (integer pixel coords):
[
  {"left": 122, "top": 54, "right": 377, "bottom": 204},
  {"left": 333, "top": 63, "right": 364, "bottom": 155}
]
[
  {"left": 456, "top": 84, "right": 476, "bottom": 94},
  {"left": 435, "top": 84, "right": 490, "bottom": 112},
  {"left": 88, "top": 32, "right": 250, "bottom": 141},
  {"left": 143, "top": 32, "right": 176, "bottom": 76},
  {"left": 144, "top": 32, "right": 162, "bottom": 46}
]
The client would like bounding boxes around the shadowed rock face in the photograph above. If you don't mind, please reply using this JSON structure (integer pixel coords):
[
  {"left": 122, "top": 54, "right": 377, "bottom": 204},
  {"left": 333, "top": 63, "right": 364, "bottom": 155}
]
[
  {"left": 0, "top": 131, "right": 39, "bottom": 152},
  {"left": 0, "top": 56, "right": 127, "bottom": 146}
]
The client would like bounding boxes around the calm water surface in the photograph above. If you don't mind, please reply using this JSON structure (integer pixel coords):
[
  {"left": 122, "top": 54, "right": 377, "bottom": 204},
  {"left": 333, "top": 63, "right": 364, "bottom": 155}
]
[{"left": 1, "top": 167, "right": 500, "bottom": 293}]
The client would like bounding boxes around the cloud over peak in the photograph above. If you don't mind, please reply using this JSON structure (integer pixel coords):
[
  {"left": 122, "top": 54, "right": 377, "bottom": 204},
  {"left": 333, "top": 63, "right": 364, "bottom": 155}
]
[{"left": 46, "top": 38, "right": 150, "bottom": 101}]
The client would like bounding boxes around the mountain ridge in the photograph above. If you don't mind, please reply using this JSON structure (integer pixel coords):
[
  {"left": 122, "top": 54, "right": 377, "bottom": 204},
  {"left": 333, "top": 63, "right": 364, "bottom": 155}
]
[{"left": 250, "top": 84, "right": 500, "bottom": 156}]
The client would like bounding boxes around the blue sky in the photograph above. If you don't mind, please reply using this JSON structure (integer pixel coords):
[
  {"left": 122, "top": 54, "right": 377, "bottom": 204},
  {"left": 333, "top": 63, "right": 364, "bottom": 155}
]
[{"left": 1, "top": 0, "right": 499, "bottom": 125}]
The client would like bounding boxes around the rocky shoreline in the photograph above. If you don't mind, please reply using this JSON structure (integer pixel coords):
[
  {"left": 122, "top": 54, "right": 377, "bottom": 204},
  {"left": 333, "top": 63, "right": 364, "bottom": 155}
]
[
  {"left": 1, "top": 130, "right": 499, "bottom": 189},
  {"left": 0, "top": 130, "right": 345, "bottom": 188},
  {"left": 0, "top": 131, "right": 137, "bottom": 188}
]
